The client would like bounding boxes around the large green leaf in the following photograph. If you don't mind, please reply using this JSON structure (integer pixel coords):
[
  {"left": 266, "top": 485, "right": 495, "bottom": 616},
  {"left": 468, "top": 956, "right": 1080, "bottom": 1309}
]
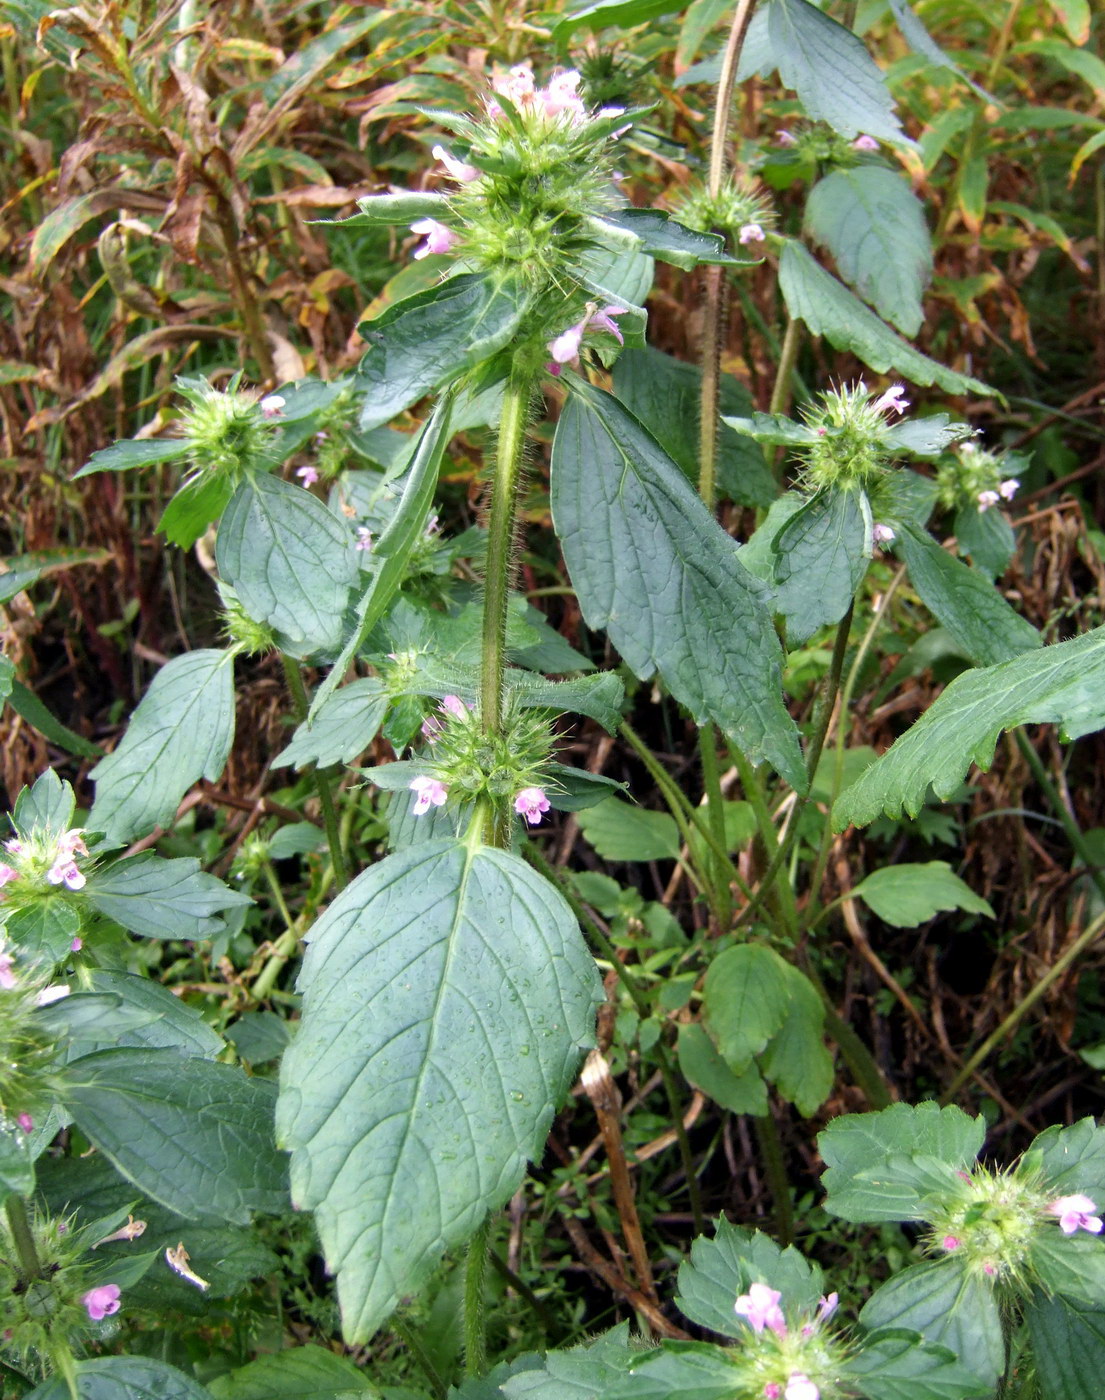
[
  {"left": 772, "top": 487, "right": 870, "bottom": 644},
  {"left": 575, "top": 797, "right": 680, "bottom": 862},
  {"left": 612, "top": 347, "right": 774, "bottom": 507},
  {"left": 953, "top": 503, "right": 1014, "bottom": 580},
  {"left": 274, "top": 678, "right": 389, "bottom": 770},
  {"left": 1026, "top": 1291, "right": 1105, "bottom": 1400},
  {"left": 89, "top": 649, "right": 235, "bottom": 842},
  {"left": 24, "top": 1357, "right": 214, "bottom": 1400},
  {"left": 355, "top": 272, "right": 530, "bottom": 431},
  {"left": 208, "top": 1347, "right": 379, "bottom": 1399},
  {"left": 62, "top": 1049, "right": 288, "bottom": 1224},
  {"left": 1021, "top": 1118, "right": 1105, "bottom": 1201},
  {"left": 7, "top": 680, "right": 101, "bottom": 758},
  {"left": 80, "top": 971, "right": 224, "bottom": 1058},
  {"left": 843, "top": 1329, "right": 992, "bottom": 1400},
  {"left": 84, "top": 853, "right": 250, "bottom": 940},
  {"left": 852, "top": 862, "right": 994, "bottom": 928},
  {"left": 604, "top": 1344, "right": 744, "bottom": 1400},
  {"left": 73, "top": 436, "right": 192, "bottom": 479},
  {"left": 215, "top": 474, "right": 358, "bottom": 657},
  {"left": 833, "top": 623, "right": 1105, "bottom": 829},
  {"left": 276, "top": 840, "right": 601, "bottom": 1341},
  {"left": 552, "top": 381, "right": 804, "bottom": 789},
  {"left": 804, "top": 167, "right": 932, "bottom": 336},
  {"left": 1030, "top": 1230, "right": 1105, "bottom": 1308},
  {"left": 758, "top": 964, "right": 834, "bottom": 1117},
  {"left": 702, "top": 944, "right": 792, "bottom": 1075},
  {"left": 502, "top": 1327, "right": 636, "bottom": 1400},
  {"left": 676, "top": 1022, "right": 768, "bottom": 1118},
  {"left": 779, "top": 242, "right": 990, "bottom": 396},
  {"left": 675, "top": 1220, "right": 823, "bottom": 1339},
  {"left": 896, "top": 524, "right": 1040, "bottom": 667},
  {"left": 2, "top": 898, "right": 81, "bottom": 966},
  {"left": 589, "top": 210, "right": 740, "bottom": 270},
  {"left": 555, "top": 0, "right": 684, "bottom": 36},
  {"left": 768, "top": 0, "right": 907, "bottom": 145}
]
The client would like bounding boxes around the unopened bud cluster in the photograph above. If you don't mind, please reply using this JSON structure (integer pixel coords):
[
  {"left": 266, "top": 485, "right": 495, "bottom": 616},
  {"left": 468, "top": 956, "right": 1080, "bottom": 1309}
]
[
  {"left": 936, "top": 442, "right": 1020, "bottom": 514},
  {"left": 797, "top": 381, "right": 912, "bottom": 492},
  {"left": 177, "top": 377, "right": 281, "bottom": 481},
  {"left": 774, "top": 125, "right": 882, "bottom": 165},
  {"left": 673, "top": 173, "right": 775, "bottom": 249}
]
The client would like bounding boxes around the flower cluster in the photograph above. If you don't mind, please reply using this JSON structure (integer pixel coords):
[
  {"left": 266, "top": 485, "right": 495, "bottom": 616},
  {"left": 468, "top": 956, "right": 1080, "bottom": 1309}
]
[
  {"left": 936, "top": 442, "right": 1021, "bottom": 515},
  {"left": 175, "top": 376, "right": 282, "bottom": 481},
  {"left": 773, "top": 125, "right": 881, "bottom": 167},
  {"left": 672, "top": 172, "right": 776, "bottom": 251},
  {"left": 796, "top": 380, "right": 912, "bottom": 493},
  {"left": 1, "top": 826, "right": 90, "bottom": 900},
  {"left": 732, "top": 1281, "right": 843, "bottom": 1400}
]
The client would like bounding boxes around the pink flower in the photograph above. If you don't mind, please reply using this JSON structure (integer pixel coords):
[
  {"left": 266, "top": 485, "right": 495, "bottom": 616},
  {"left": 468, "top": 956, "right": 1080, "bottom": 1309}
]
[
  {"left": 441, "top": 695, "right": 468, "bottom": 720},
  {"left": 776, "top": 129, "right": 797, "bottom": 147},
  {"left": 82, "top": 1284, "right": 121, "bottom": 1321},
  {"left": 410, "top": 776, "right": 448, "bottom": 816},
  {"left": 816, "top": 1292, "right": 839, "bottom": 1324},
  {"left": 983, "top": 1261, "right": 997, "bottom": 1277},
  {"left": 4, "top": 839, "right": 23, "bottom": 856},
  {"left": 492, "top": 64, "right": 535, "bottom": 107},
  {"left": 739, "top": 222, "right": 766, "bottom": 244},
  {"left": 432, "top": 144, "right": 479, "bottom": 183},
  {"left": 872, "top": 383, "right": 909, "bottom": 416},
  {"left": 17, "top": 1113, "right": 33, "bottom": 1133},
  {"left": 872, "top": 523, "right": 896, "bottom": 546},
  {"left": 977, "top": 489, "right": 1000, "bottom": 512},
  {"left": 1047, "top": 1194, "right": 1104, "bottom": 1235},
  {"left": 853, "top": 134, "right": 879, "bottom": 152},
  {"left": 47, "top": 859, "right": 85, "bottom": 891},
  {"left": 0, "top": 952, "right": 14, "bottom": 991},
  {"left": 541, "top": 70, "right": 586, "bottom": 122},
  {"left": 71, "top": 936, "right": 82, "bottom": 952},
  {"left": 734, "top": 1282, "right": 786, "bottom": 1335},
  {"left": 999, "top": 478, "right": 1019, "bottom": 500},
  {"left": 765, "top": 1387, "right": 782, "bottom": 1400},
  {"left": 259, "top": 395, "right": 285, "bottom": 418},
  {"left": 587, "top": 305, "right": 627, "bottom": 342},
  {"left": 296, "top": 465, "right": 320, "bottom": 487},
  {"left": 0, "top": 864, "right": 16, "bottom": 890},
  {"left": 57, "top": 829, "right": 88, "bottom": 857},
  {"left": 942, "top": 1234, "right": 961, "bottom": 1251},
  {"left": 355, "top": 526, "right": 373, "bottom": 552},
  {"left": 785, "top": 1374, "right": 819, "bottom": 1400},
  {"left": 547, "top": 305, "right": 627, "bottom": 366},
  {"left": 411, "top": 218, "right": 459, "bottom": 260},
  {"left": 514, "top": 788, "right": 551, "bottom": 826}
]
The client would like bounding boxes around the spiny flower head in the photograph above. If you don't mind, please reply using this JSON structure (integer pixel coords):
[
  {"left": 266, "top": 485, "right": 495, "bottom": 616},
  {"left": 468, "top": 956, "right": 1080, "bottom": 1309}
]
[
  {"left": 936, "top": 442, "right": 1023, "bottom": 515},
  {"left": 176, "top": 375, "right": 282, "bottom": 481},
  {"left": 0, "top": 956, "right": 67, "bottom": 1135},
  {"left": 925, "top": 1163, "right": 1050, "bottom": 1286},
  {"left": 672, "top": 173, "right": 775, "bottom": 251},
  {"left": 770, "top": 123, "right": 875, "bottom": 169},
  {"left": 796, "top": 380, "right": 912, "bottom": 492},
  {"left": 218, "top": 581, "right": 276, "bottom": 656},
  {"left": 731, "top": 1281, "right": 846, "bottom": 1400},
  {"left": 0, "top": 825, "right": 91, "bottom": 905}
]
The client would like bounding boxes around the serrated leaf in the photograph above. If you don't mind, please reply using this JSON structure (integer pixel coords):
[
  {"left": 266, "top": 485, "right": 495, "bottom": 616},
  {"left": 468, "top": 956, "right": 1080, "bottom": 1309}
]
[
  {"left": 84, "top": 853, "right": 250, "bottom": 941},
  {"left": 805, "top": 167, "right": 932, "bottom": 336},
  {"left": 543, "top": 765, "right": 628, "bottom": 813},
  {"left": 216, "top": 474, "right": 358, "bottom": 657},
  {"left": 3, "top": 899, "right": 82, "bottom": 967},
  {"left": 575, "top": 797, "right": 680, "bottom": 862},
  {"left": 1025, "top": 1291, "right": 1105, "bottom": 1400},
  {"left": 23, "top": 1356, "right": 215, "bottom": 1400},
  {"left": 773, "top": 487, "right": 871, "bottom": 645},
  {"left": 73, "top": 437, "right": 191, "bottom": 479},
  {"left": 833, "top": 623, "right": 1105, "bottom": 829},
  {"left": 355, "top": 272, "right": 531, "bottom": 431},
  {"left": 208, "top": 1346, "right": 379, "bottom": 1399},
  {"left": 605, "top": 1343, "right": 745, "bottom": 1400},
  {"left": 37, "top": 992, "right": 160, "bottom": 1044},
  {"left": 883, "top": 417, "right": 973, "bottom": 458},
  {"left": 1021, "top": 1118, "right": 1105, "bottom": 1201},
  {"left": 276, "top": 840, "right": 601, "bottom": 1341},
  {"left": 1030, "top": 1230, "right": 1105, "bottom": 1307},
  {"left": 501, "top": 1327, "right": 636, "bottom": 1400},
  {"left": 614, "top": 348, "right": 775, "bottom": 507},
  {"left": 349, "top": 190, "right": 450, "bottom": 225},
  {"left": 860, "top": 1260, "right": 1005, "bottom": 1390},
  {"left": 759, "top": 964, "right": 833, "bottom": 1116},
  {"left": 675, "top": 1220, "right": 823, "bottom": 1338},
  {"left": 953, "top": 504, "right": 1014, "bottom": 580},
  {"left": 0, "top": 1120, "right": 34, "bottom": 1196},
  {"left": 843, "top": 1328, "right": 992, "bottom": 1400},
  {"left": 225, "top": 1010, "right": 292, "bottom": 1066},
  {"left": 768, "top": 0, "right": 907, "bottom": 145},
  {"left": 677, "top": 1023, "right": 768, "bottom": 1118},
  {"left": 852, "top": 862, "right": 994, "bottom": 928},
  {"left": 703, "top": 944, "right": 792, "bottom": 1074},
  {"left": 89, "top": 649, "right": 235, "bottom": 842},
  {"left": 62, "top": 1049, "right": 288, "bottom": 1224},
  {"left": 779, "top": 242, "right": 990, "bottom": 396},
  {"left": 589, "top": 210, "right": 739, "bottom": 270},
  {"left": 552, "top": 380, "right": 804, "bottom": 789},
  {"left": 80, "top": 971, "right": 224, "bottom": 1058},
  {"left": 157, "top": 472, "right": 235, "bottom": 550},
  {"left": 12, "top": 768, "right": 75, "bottom": 839},
  {"left": 274, "top": 678, "right": 389, "bottom": 769}
]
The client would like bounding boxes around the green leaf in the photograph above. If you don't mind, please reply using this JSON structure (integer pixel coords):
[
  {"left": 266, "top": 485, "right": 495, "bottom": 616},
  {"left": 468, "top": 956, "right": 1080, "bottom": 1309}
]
[
  {"left": 1021, "top": 1118, "right": 1105, "bottom": 1201},
  {"left": 886, "top": 0, "right": 987, "bottom": 96},
  {"left": 13, "top": 768, "right": 74, "bottom": 838},
  {"left": 860, "top": 1260, "right": 1005, "bottom": 1390},
  {"left": 157, "top": 472, "right": 235, "bottom": 550},
  {"left": 502, "top": 1327, "right": 636, "bottom": 1399},
  {"left": 276, "top": 840, "right": 601, "bottom": 1341},
  {"left": 759, "top": 964, "right": 833, "bottom": 1116},
  {"left": 702, "top": 944, "right": 792, "bottom": 1074},
  {"left": 1025, "top": 1291, "right": 1105, "bottom": 1400},
  {"left": 208, "top": 1346, "right": 379, "bottom": 1400},
  {"left": 896, "top": 524, "right": 1040, "bottom": 667},
  {"left": 555, "top": 0, "right": 684, "bottom": 35},
  {"left": 832, "top": 623, "right": 1105, "bottom": 829},
  {"left": 308, "top": 396, "right": 453, "bottom": 724},
  {"left": 355, "top": 272, "right": 531, "bottom": 431},
  {"left": 2, "top": 899, "right": 81, "bottom": 967},
  {"left": 504, "top": 671, "right": 624, "bottom": 733},
  {"left": 543, "top": 765, "right": 628, "bottom": 813},
  {"left": 953, "top": 504, "right": 1014, "bottom": 580},
  {"left": 84, "top": 853, "right": 250, "bottom": 941},
  {"left": 675, "top": 1220, "right": 823, "bottom": 1338},
  {"left": 274, "top": 678, "right": 389, "bottom": 769},
  {"left": 62, "top": 1048, "right": 288, "bottom": 1223},
  {"left": 552, "top": 381, "right": 804, "bottom": 789},
  {"left": 260, "top": 13, "right": 383, "bottom": 103},
  {"left": 7, "top": 680, "right": 101, "bottom": 758},
  {"left": 589, "top": 210, "right": 739, "bottom": 270},
  {"left": 677, "top": 0, "right": 732, "bottom": 68},
  {"left": 722, "top": 412, "right": 819, "bottom": 449},
  {"left": 575, "top": 797, "right": 680, "bottom": 862},
  {"left": 23, "top": 1356, "right": 215, "bottom": 1400},
  {"left": 843, "top": 1328, "right": 992, "bottom": 1400},
  {"left": 215, "top": 474, "right": 358, "bottom": 657},
  {"left": 37, "top": 992, "right": 160, "bottom": 1045},
  {"left": 81, "top": 971, "right": 224, "bottom": 1058},
  {"left": 73, "top": 437, "right": 191, "bottom": 479},
  {"left": 852, "top": 862, "right": 994, "bottom": 928},
  {"left": 1030, "top": 1230, "right": 1105, "bottom": 1307},
  {"left": 614, "top": 348, "right": 775, "bottom": 507},
  {"left": 768, "top": 0, "right": 907, "bottom": 145},
  {"left": 605, "top": 1343, "right": 745, "bottom": 1400},
  {"left": 773, "top": 487, "right": 871, "bottom": 645},
  {"left": 225, "top": 1011, "right": 292, "bottom": 1066},
  {"left": 804, "top": 167, "right": 932, "bottom": 337},
  {"left": 779, "top": 242, "right": 990, "bottom": 397},
  {"left": 1044, "top": 0, "right": 1091, "bottom": 42},
  {"left": 882, "top": 417, "right": 973, "bottom": 459},
  {"left": 1013, "top": 39, "right": 1105, "bottom": 100},
  {"left": 89, "top": 649, "right": 235, "bottom": 842},
  {"left": 348, "top": 190, "right": 450, "bottom": 225},
  {"left": 0, "top": 1119, "right": 34, "bottom": 1196},
  {"left": 676, "top": 1022, "right": 768, "bottom": 1117}
]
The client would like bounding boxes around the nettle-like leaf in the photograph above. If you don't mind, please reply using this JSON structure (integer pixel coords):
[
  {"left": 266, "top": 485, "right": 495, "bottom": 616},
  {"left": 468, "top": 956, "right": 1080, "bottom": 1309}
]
[
  {"left": 589, "top": 209, "right": 742, "bottom": 270},
  {"left": 896, "top": 524, "right": 1040, "bottom": 667},
  {"left": 274, "top": 677, "right": 389, "bottom": 770},
  {"left": 841, "top": 1328, "right": 992, "bottom": 1400},
  {"left": 851, "top": 862, "right": 994, "bottom": 928},
  {"left": 834, "top": 623, "right": 1105, "bottom": 829},
  {"left": 804, "top": 167, "right": 932, "bottom": 337},
  {"left": 355, "top": 271, "right": 531, "bottom": 431},
  {"left": 13, "top": 767, "right": 75, "bottom": 838},
  {"left": 772, "top": 487, "right": 871, "bottom": 645},
  {"left": 501, "top": 1325, "right": 636, "bottom": 1400},
  {"left": 61, "top": 1049, "right": 288, "bottom": 1224},
  {"left": 1021, "top": 1118, "right": 1105, "bottom": 1201},
  {"left": 1026, "top": 1291, "right": 1105, "bottom": 1400},
  {"left": 89, "top": 649, "right": 235, "bottom": 843},
  {"left": 552, "top": 379, "right": 804, "bottom": 790},
  {"left": 575, "top": 797, "right": 679, "bottom": 862},
  {"left": 276, "top": 840, "right": 601, "bottom": 1341},
  {"left": 215, "top": 473, "right": 359, "bottom": 657},
  {"left": 677, "top": 1022, "right": 768, "bottom": 1117},
  {"left": 1030, "top": 1230, "right": 1105, "bottom": 1308},
  {"left": 73, "top": 436, "right": 192, "bottom": 479},
  {"left": 84, "top": 853, "right": 250, "bottom": 941},
  {"left": 23, "top": 1356, "right": 215, "bottom": 1400},
  {"left": 953, "top": 504, "right": 1015, "bottom": 580},
  {"left": 79, "top": 971, "right": 224, "bottom": 1059},
  {"left": 3, "top": 900, "right": 81, "bottom": 966},
  {"left": 605, "top": 1344, "right": 744, "bottom": 1400},
  {"left": 208, "top": 1345, "right": 380, "bottom": 1400},
  {"left": 768, "top": 0, "right": 908, "bottom": 145},
  {"left": 676, "top": 1220, "right": 824, "bottom": 1338},
  {"left": 779, "top": 242, "right": 990, "bottom": 397}
]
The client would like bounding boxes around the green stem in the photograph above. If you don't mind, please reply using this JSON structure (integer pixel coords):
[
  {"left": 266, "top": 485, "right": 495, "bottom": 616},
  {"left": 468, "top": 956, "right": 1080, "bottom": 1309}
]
[
  {"left": 463, "top": 1214, "right": 492, "bottom": 1378},
  {"left": 942, "top": 906, "right": 1105, "bottom": 1103},
  {"left": 699, "top": 726, "right": 731, "bottom": 926},
  {"left": 391, "top": 1316, "right": 447, "bottom": 1400},
  {"left": 281, "top": 657, "right": 348, "bottom": 890},
  {"left": 767, "top": 316, "right": 803, "bottom": 448},
  {"left": 487, "top": 1246, "right": 552, "bottom": 1335},
  {"left": 803, "top": 602, "right": 854, "bottom": 788},
  {"left": 211, "top": 191, "right": 275, "bottom": 382},
  {"left": 706, "top": 0, "right": 759, "bottom": 200},
  {"left": 251, "top": 925, "right": 300, "bottom": 1003},
  {"left": 5, "top": 1195, "right": 41, "bottom": 1281},
  {"left": 754, "top": 1111, "right": 794, "bottom": 1245},
  {"left": 1014, "top": 728, "right": 1105, "bottom": 905}
]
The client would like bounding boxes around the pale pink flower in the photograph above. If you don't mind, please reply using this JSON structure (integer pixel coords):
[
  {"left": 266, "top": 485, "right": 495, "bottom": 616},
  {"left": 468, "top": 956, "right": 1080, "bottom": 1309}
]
[
  {"left": 734, "top": 1282, "right": 786, "bottom": 1335},
  {"left": 785, "top": 1374, "right": 819, "bottom": 1400},
  {"left": 355, "top": 526, "right": 373, "bottom": 552},
  {"left": 547, "top": 305, "right": 627, "bottom": 367},
  {"left": 0, "top": 864, "right": 17, "bottom": 889},
  {"left": 942, "top": 1234, "right": 961, "bottom": 1251},
  {"left": 57, "top": 829, "right": 88, "bottom": 857},
  {"left": 492, "top": 64, "right": 535, "bottom": 107},
  {"left": 999, "top": 478, "right": 1019, "bottom": 500},
  {"left": 4, "top": 839, "right": 23, "bottom": 856},
  {"left": 872, "top": 383, "right": 909, "bottom": 416},
  {"left": 95, "top": 1216, "right": 146, "bottom": 1246},
  {"left": 977, "top": 489, "right": 1000, "bottom": 512},
  {"left": 1047, "top": 1194, "right": 1104, "bottom": 1235},
  {"left": 411, "top": 218, "right": 459, "bottom": 260},
  {"left": 541, "top": 70, "right": 586, "bottom": 122},
  {"left": 432, "top": 144, "right": 479, "bottom": 183},
  {"left": 17, "top": 1113, "right": 33, "bottom": 1133},
  {"left": 739, "top": 222, "right": 766, "bottom": 244},
  {"left": 765, "top": 1387, "right": 782, "bottom": 1400},
  {"left": 983, "top": 1261, "right": 997, "bottom": 1276},
  {"left": 872, "top": 523, "right": 896, "bottom": 546},
  {"left": 71, "top": 936, "right": 82, "bottom": 952},
  {"left": 441, "top": 695, "right": 468, "bottom": 720},
  {"left": 47, "top": 859, "right": 85, "bottom": 891},
  {"left": 82, "top": 1284, "right": 121, "bottom": 1321},
  {"left": 776, "top": 129, "right": 798, "bottom": 146},
  {"left": 259, "top": 395, "right": 285, "bottom": 418},
  {"left": 816, "top": 1292, "right": 839, "bottom": 1323},
  {"left": 853, "top": 134, "right": 879, "bottom": 152},
  {"left": 296, "top": 465, "right": 320, "bottom": 487},
  {"left": 514, "top": 787, "right": 551, "bottom": 826},
  {"left": 0, "top": 952, "right": 15, "bottom": 990},
  {"left": 410, "top": 776, "right": 448, "bottom": 816}
]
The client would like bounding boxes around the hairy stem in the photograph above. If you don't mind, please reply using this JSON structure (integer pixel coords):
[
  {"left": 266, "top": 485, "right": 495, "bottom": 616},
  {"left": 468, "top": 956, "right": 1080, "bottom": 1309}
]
[
  {"left": 463, "top": 1214, "right": 492, "bottom": 1377},
  {"left": 1015, "top": 728, "right": 1105, "bottom": 905},
  {"left": 5, "top": 1195, "right": 42, "bottom": 1282},
  {"left": 391, "top": 1316, "right": 447, "bottom": 1400},
  {"left": 803, "top": 601, "right": 854, "bottom": 787},
  {"left": 281, "top": 657, "right": 348, "bottom": 889},
  {"left": 754, "top": 1110, "right": 794, "bottom": 1245}
]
